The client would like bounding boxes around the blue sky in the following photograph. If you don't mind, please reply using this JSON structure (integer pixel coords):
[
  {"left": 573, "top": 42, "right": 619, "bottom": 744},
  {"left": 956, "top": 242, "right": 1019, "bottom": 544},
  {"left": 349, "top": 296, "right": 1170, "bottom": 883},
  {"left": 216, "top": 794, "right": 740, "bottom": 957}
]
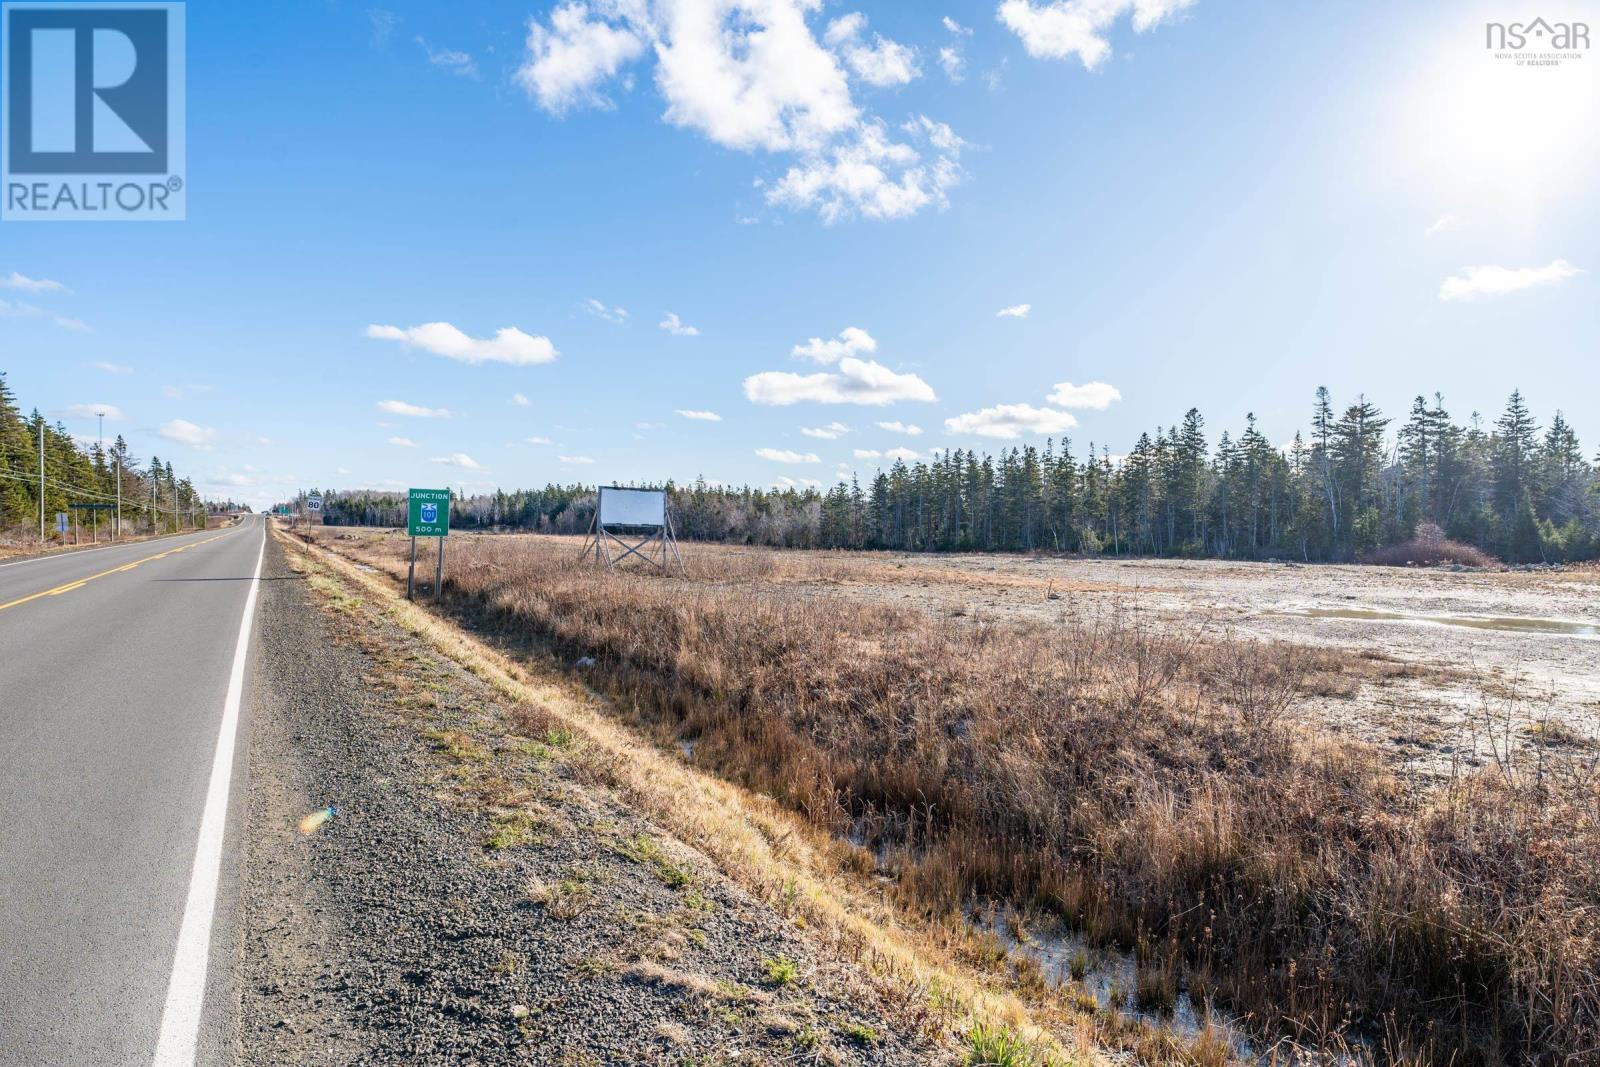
[{"left": 4, "top": 0, "right": 1596, "bottom": 509}]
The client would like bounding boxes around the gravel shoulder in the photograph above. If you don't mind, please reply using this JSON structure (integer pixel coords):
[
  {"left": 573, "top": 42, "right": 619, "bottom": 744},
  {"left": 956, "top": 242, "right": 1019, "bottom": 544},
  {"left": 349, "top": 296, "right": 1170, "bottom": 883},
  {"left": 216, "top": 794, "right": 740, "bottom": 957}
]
[{"left": 237, "top": 529, "right": 940, "bottom": 1065}]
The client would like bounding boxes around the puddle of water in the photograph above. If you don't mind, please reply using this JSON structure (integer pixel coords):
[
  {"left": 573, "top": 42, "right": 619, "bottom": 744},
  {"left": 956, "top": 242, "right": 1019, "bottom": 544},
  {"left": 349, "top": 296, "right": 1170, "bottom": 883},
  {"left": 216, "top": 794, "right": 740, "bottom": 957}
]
[
  {"left": 970, "top": 904, "right": 1371, "bottom": 1065},
  {"left": 971, "top": 905, "right": 1256, "bottom": 1060},
  {"left": 1277, "top": 607, "right": 1599, "bottom": 638}
]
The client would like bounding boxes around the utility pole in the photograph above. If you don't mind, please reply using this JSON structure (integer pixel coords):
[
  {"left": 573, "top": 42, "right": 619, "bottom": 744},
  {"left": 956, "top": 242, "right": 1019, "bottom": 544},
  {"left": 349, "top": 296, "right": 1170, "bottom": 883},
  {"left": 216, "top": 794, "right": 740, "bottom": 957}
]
[
  {"left": 38, "top": 418, "right": 46, "bottom": 544},
  {"left": 95, "top": 411, "right": 104, "bottom": 545},
  {"left": 115, "top": 454, "right": 122, "bottom": 539}
]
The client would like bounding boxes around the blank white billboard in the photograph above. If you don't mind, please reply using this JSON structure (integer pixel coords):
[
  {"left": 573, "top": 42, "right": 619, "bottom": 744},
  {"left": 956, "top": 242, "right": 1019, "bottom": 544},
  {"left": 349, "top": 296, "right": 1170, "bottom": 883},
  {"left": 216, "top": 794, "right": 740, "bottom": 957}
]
[{"left": 599, "top": 486, "right": 666, "bottom": 527}]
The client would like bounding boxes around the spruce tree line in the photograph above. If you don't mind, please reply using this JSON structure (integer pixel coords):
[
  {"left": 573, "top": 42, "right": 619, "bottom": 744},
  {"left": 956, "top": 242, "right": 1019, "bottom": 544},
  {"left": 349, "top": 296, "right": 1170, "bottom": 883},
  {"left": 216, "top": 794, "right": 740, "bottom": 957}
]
[
  {"left": 313, "top": 387, "right": 1597, "bottom": 563},
  {"left": 0, "top": 371, "right": 207, "bottom": 538}
]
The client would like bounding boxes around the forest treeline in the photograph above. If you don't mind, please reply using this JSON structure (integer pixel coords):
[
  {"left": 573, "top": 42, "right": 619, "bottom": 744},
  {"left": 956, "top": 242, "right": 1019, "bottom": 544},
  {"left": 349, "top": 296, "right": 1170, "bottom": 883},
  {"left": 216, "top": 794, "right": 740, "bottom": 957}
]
[
  {"left": 313, "top": 388, "right": 1598, "bottom": 563},
  {"left": 0, "top": 371, "right": 212, "bottom": 539}
]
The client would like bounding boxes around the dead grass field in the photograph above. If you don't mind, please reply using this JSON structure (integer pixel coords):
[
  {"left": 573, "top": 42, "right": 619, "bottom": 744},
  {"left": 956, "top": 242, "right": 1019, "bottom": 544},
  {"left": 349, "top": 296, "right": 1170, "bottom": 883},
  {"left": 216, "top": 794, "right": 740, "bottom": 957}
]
[{"left": 300, "top": 527, "right": 1600, "bottom": 1065}]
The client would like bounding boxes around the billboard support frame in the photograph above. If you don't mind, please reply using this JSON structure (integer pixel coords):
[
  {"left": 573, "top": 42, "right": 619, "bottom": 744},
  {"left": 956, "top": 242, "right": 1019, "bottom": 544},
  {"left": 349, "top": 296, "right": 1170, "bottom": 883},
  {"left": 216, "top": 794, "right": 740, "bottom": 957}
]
[{"left": 580, "top": 486, "right": 683, "bottom": 575}]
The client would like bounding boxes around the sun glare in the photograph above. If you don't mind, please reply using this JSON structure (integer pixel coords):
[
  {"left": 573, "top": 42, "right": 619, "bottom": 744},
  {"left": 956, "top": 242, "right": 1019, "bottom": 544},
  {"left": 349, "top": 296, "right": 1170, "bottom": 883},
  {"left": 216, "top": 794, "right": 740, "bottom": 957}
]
[{"left": 1392, "top": 13, "right": 1597, "bottom": 212}]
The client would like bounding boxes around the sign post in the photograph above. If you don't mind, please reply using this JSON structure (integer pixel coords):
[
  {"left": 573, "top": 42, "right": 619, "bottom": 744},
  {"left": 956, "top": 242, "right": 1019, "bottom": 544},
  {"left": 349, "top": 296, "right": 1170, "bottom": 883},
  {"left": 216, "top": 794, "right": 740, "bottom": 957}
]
[
  {"left": 55, "top": 512, "right": 68, "bottom": 536},
  {"left": 406, "top": 489, "right": 451, "bottom": 600},
  {"left": 69, "top": 502, "right": 114, "bottom": 544}
]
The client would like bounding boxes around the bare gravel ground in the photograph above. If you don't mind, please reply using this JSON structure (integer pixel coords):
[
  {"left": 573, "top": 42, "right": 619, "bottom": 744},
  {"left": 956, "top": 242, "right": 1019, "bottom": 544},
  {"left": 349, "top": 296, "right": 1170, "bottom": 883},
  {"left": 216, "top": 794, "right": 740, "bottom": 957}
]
[
  {"left": 238, "top": 532, "right": 935, "bottom": 1065},
  {"left": 798, "top": 551, "right": 1600, "bottom": 772}
]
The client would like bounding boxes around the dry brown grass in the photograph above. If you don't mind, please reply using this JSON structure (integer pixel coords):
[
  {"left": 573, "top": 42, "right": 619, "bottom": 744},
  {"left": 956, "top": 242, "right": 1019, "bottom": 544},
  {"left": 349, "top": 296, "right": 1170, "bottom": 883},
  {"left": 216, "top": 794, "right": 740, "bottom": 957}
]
[{"left": 299, "top": 526, "right": 1600, "bottom": 1064}]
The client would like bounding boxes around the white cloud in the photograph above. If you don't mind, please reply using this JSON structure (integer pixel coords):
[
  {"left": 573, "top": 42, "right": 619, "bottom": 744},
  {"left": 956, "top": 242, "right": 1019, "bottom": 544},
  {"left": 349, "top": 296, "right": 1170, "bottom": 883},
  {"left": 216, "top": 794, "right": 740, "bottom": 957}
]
[
  {"left": 767, "top": 117, "right": 964, "bottom": 223},
  {"left": 159, "top": 419, "right": 219, "bottom": 450},
  {"left": 826, "top": 13, "right": 921, "bottom": 87},
  {"left": 659, "top": 311, "right": 700, "bottom": 336},
  {"left": 56, "top": 403, "right": 125, "bottom": 420},
  {"left": 559, "top": 454, "right": 595, "bottom": 464},
  {"left": 525, "top": 436, "right": 554, "bottom": 445},
  {"left": 91, "top": 361, "right": 133, "bottom": 375},
  {"left": 652, "top": 3, "right": 857, "bottom": 153},
  {"left": 0, "top": 298, "right": 87, "bottom": 331},
  {"left": 2, "top": 271, "right": 66, "bottom": 293},
  {"left": 745, "top": 358, "right": 936, "bottom": 406},
  {"left": 1424, "top": 214, "right": 1459, "bottom": 238},
  {"left": 369, "top": 9, "right": 398, "bottom": 49},
  {"left": 903, "top": 113, "right": 965, "bottom": 153},
  {"left": 377, "top": 399, "right": 451, "bottom": 418},
  {"left": 801, "top": 421, "right": 850, "bottom": 439},
  {"left": 257, "top": 437, "right": 272, "bottom": 446},
  {"left": 1439, "top": 260, "right": 1582, "bottom": 301},
  {"left": 938, "top": 46, "right": 965, "bottom": 82},
  {"left": 366, "top": 322, "right": 557, "bottom": 365},
  {"left": 792, "top": 326, "right": 877, "bottom": 364},
  {"left": 430, "top": 452, "right": 484, "bottom": 470},
  {"left": 513, "top": 393, "right": 532, "bottom": 407},
  {"left": 388, "top": 436, "right": 419, "bottom": 447},
  {"left": 1047, "top": 380, "right": 1121, "bottom": 409},
  {"left": 773, "top": 475, "right": 823, "bottom": 489},
  {"left": 676, "top": 408, "right": 722, "bottom": 421},
  {"left": 417, "top": 36, "right": 479, "bottom": 78},
  {"left": 516, "top": 1, "right": 647, "bottom": 112},
  {"left": 944, "top": 403, "right": 1077, "bottom": 438},
  {"left": 943, "top": 16, "right": 973, "bottom": 35},
  {"left": 997, "top": 0, "right": 1195, "bottom": 69},
  {"left": 752, "top": 328, "right": 935, "bottom": 406},
  {"left": 876, "top": 420, "right": 922, "bottom": 435},
  {"left": 518, "top": 1, "right": 964, "bottom": 222},
  {"left": 851, "top": 446, "right": 919, "bottom": 462},
  {"left": 757, "top": 447, "right": 821, "bottom": 463},
  {"left": 208, "top": 471, "right": 256, "bottom": 489},
  {"left": 585, "top": 297, "right": 629, "bottom": 324},
  {"left": 996, "top": 303, "right": 1031, "bottom": 318}
]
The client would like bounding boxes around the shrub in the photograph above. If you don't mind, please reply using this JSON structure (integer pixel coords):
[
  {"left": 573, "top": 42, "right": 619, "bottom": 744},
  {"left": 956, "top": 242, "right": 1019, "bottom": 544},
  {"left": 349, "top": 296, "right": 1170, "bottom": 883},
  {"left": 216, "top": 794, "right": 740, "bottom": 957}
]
[{"left": 1360, "top": 523, "right": 1495, "bottom": 567}]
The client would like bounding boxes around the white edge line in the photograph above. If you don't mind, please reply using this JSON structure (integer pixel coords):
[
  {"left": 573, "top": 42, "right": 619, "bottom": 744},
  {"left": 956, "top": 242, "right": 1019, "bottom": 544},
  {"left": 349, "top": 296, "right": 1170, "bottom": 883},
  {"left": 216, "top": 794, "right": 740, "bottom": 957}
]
[{"left": 150, "top": 519, "right": 265, "bottom": 1066}]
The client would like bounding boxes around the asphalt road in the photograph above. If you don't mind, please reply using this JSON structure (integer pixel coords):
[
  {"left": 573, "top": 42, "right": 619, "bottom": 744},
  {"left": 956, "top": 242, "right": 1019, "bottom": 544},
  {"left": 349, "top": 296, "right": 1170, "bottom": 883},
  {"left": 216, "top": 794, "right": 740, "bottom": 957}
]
[{"left": 0, "top": 516, "right": 266, "bottom": 1067}]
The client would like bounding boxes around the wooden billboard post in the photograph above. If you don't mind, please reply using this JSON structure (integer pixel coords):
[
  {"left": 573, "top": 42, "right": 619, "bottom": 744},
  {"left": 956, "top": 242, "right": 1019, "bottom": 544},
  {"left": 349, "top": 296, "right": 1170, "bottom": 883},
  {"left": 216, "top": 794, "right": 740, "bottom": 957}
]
[{"left": 579, "top": 486, "right": 683, "bottom": 574}]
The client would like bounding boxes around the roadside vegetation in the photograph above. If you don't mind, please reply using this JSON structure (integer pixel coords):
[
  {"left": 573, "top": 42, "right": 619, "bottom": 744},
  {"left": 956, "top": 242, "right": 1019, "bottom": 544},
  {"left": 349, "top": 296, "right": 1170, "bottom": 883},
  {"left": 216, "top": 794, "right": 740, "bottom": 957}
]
[
  {"left": 298, "top": 525, "right": 1600, "bottom": 1065},
  {"left": 0, "top": 370, "right": 225, "bottom": 549}
]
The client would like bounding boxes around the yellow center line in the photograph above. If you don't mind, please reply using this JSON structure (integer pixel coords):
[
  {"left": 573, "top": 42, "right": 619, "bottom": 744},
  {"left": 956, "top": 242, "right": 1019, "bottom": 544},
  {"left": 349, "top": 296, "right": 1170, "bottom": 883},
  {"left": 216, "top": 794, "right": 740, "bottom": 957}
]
[{"left": 0, "top": 533, "right": 230, "bottom": 614}]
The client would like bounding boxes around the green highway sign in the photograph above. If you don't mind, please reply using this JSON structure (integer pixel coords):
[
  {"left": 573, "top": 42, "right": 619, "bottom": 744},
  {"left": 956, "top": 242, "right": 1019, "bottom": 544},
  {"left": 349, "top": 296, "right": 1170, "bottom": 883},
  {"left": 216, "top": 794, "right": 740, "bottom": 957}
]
[{"left": 407, "top": 488, "right": 451, "bottom": 537}]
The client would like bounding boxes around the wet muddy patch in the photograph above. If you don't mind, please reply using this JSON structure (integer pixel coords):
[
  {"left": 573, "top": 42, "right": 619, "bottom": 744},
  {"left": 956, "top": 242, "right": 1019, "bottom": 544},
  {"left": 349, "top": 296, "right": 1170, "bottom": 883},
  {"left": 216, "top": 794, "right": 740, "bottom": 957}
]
[{"left": 1275, "top": 607, "right": 1599, "bottom": 638}]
